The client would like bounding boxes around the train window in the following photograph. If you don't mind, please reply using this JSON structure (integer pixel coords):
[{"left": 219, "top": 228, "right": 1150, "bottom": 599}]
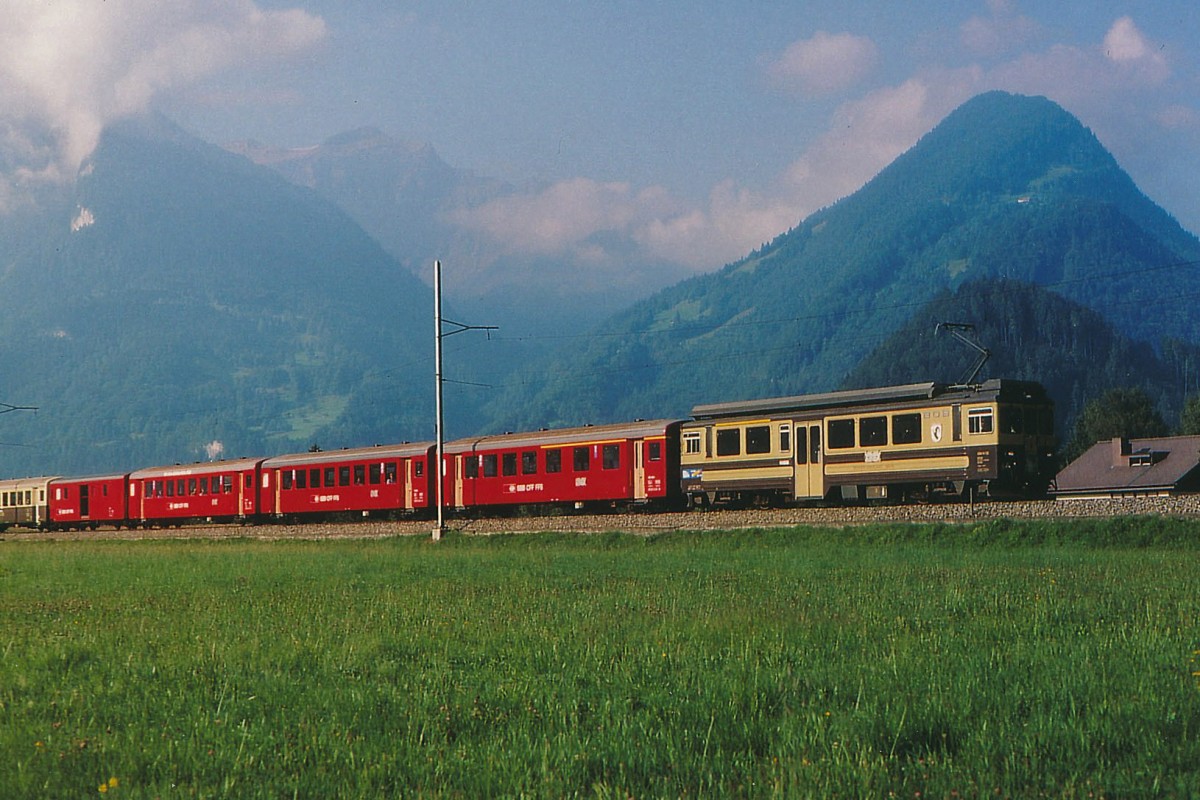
[
  {"left": 828, "top": 419, "right": 856, "bottom": 449},
  {"left": 1000, "top": 407, "right": 1023, "bottom": 434},
  {"left": 310, "top": 469, "right": 321, "bottom": 488},
  {"left": 716, "top": 428, "right": 741, "bottom": 456},
  {"left": 369, "top": 464, "right": 381, "bottom": 484},
  {"left": 465, "top": 457, "right": 479, "bottom": 479},
  {"left": 683, "top": 431, "right": 702, "bottom": 455},
  {"left": 892, "top": 413, "right": 922, "bottom": 445},
  {"left": 746, "top": 425, "right": 771, "bottom": 455},
  {"left": 779, "top": 424, "right": 791, "bottom": 454},
  {"left": 296, "top": 470, "right": 307, "bottom": 489},
  {"left": 414, "top": 461, "right": 423, "bottom": 478},
  {"left": 483, "top": 454, "right": 498, "bottom": 478},
  {"left": 546, "top": 449, "right": 562, "bottom": 473},
  {"left": 603, "top": 444, "right": 620, "bottom": 469},
  {"left": 282, "top": 471, "right": 293, "bottom": 490},
  {"left": 224, "top": 476, "right": 234, "bottom": 493},
  {"left": 322, "top": 467, "right": 335, "bottom": 487},
  {"left": 385, "top": 463, "right": 398, "bottom": 484},
  {"left": 860, "top": 417, "right": 888, "bottom": 447},
  {"left": 245, "top": 474, "right": 254, "bottom": 490},
  {"left": 968, "top": 408, "right": 994, "bottom": 434},
  {"left": 811, "top": 426, "right": 821, "bottom": 463},
  {"left": 188, "top": 478, "right": 197, "bottom": 496},
  {"left": 574, "top": 447, "right": 590, "bottom": 472},
  {"left": 502, "top": 453, "right": 518, "bottom": 476},
  {"left": 338, "top": 467, "right": 351, "bottom": 486},
  {"left": 648, "top": 441, "right": 662, "bottom": 461},
  {"left": 796, "top": 427, "right": 807, "bottom": 464},
  {"left": 198, "top": 479, "right": 207, "bottom": 495},
  {"left": 354, "top": 465, "right": 366, "bottom": 485},
  {"left": 177, "top": 479, "right": 186, "bottom": 496},
  {"left": 522, "top": 451, "right": 538, "bottom": 475},
  {"left": 165, "top": 481, "right": 174, "bottom": 498}
]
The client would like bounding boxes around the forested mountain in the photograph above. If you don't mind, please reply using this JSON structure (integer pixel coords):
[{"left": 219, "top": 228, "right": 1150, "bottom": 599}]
[
  {"left": 844, "top": 279, "right": 1198, "bottom": 438},
  {"left": 0, "top": 116, "right": 445, "bottom": 475},
  {"left": 483, "top": 92, "right": 1200, "bottom": 433},
  {"left": 3, "top": 91, "right": 1197, "bottom": 476}
]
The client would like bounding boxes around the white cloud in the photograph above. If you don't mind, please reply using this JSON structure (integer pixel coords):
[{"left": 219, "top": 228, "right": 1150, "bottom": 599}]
[
  {"left": 452, "top": 178, "right": 676, "bottom": 257},
  {"left": 960, "top": 0, "right": 1040, "bottom": 57},
  {"left": 1102, "top": 16, "right": 1169, "bottom": 84},
  {"left": 0, "top": 0, "right": 325, "bottom": 186},
  {"left": 766, "top": 31, "right": 879, "bottom": 95}
]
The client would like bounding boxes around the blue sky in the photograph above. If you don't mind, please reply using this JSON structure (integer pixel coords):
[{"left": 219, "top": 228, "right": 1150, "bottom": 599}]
[{"left": 4, "top": 1, "right": 1199, "bottom": 275}]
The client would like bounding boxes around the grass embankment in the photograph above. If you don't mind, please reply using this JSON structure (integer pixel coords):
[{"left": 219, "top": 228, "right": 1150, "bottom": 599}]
[{"left": 2, "top": 517, "right": 1200, "bottom": 797}]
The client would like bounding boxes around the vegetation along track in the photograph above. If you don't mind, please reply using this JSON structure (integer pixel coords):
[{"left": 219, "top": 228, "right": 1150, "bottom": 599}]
[{"left": 5, "top": 496, "right": 1200, "bottom": 542}]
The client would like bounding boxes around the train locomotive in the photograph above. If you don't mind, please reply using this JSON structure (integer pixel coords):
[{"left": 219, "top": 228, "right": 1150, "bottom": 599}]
[{"left": 0, "top": 379, "right": 1056, "bottom": 532}]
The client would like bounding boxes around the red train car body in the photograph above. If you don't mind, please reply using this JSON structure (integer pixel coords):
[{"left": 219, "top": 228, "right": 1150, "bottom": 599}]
[
  {"left": 262, "top": 442, "right": 435, "bottom": 520},
  {"left": 129, "top": 458, "right": 266, "bottom": 525},
  {"left": 48, "top": 474, "right": 130, "bottom": 529},
  {"left": 441, "top": 420, "right": 683, "bottom": 510}
]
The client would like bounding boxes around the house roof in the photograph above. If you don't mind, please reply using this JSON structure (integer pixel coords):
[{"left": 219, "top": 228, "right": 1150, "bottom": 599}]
[{"left": 1053, "top": 435, "right": 1200, "bottom": 496}]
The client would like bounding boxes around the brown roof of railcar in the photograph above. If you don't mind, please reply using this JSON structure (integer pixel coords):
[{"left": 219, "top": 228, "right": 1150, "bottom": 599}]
[{"left": 689, "top": 379, "right": 1048, "bottom": 420}]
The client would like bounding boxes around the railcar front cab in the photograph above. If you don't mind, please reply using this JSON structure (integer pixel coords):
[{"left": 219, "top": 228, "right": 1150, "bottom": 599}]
[{"left": 681, "top": 380, "right": 1055, "bottom": 506}]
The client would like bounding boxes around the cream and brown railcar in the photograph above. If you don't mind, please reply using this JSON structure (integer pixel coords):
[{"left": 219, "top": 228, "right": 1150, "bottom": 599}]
[
  {"left": 681, "top": 380, "right": 1054, "bottom": 505},
  {"left": 0, "top": 476, "right": 57, "bottom": 530}
]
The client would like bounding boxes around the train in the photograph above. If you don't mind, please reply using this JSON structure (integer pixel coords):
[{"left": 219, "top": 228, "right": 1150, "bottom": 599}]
[{"left": 0, "top": 378, "right": 1056, "bottom": 532}]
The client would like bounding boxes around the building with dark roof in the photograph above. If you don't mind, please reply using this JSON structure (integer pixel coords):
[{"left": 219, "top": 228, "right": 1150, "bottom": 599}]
[{"left": 1053, "top": 436, "right": 1200, "bottom": 499}]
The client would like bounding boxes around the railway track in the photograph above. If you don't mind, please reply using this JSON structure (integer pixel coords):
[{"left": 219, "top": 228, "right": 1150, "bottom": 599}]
[{"left": 5, "top": 496, "right": 1200, "bottom": 542}]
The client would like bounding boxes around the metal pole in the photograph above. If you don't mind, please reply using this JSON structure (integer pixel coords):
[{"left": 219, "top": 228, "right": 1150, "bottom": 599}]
[{"left": 433, "top": 259, "right": 445, "bottom": 540}]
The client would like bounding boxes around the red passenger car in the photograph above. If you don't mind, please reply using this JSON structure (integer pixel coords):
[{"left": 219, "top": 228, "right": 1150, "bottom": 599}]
[
  {"left": 441, "top": 420, "right": 683, "bottom": 511},
  {"left": 262, "top": 442, "right": 435, "bottom": 520},
  {"left": 129, "top": 458, "right": 266, "bottom": 526},
  {"left": 48, "top": 474, "right": 130, "bottom": 530}
]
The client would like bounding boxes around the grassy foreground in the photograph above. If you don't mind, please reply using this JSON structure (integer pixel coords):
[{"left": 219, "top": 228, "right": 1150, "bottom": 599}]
[{"left": 2, "top": 518, "right": 1200, "bottom": 798}]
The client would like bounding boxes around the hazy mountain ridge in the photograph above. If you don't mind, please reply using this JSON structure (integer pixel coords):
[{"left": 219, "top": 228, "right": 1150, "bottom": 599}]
[{"left": 229, "top": 127, "right": 694, "bottom": 337}]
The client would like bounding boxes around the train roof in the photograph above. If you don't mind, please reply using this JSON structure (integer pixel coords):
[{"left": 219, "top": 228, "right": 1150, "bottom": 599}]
[
  {"left": 50, "top": 473, "right": 130, "bottom": 484},
  {"left": 263, "top": 442, "right": 435, "bottom": 468},
  {"left": 130, "top": 457, "right": 266, "bottom": 479},
  {"left": 689, "top": 379, "right": 1048, "bottom": 420},
  {"left": 0, "top": 475, "right": 59, "bottom": 489},
  {"left": 443, "top": 419, "right": 682, "bottom": 454}
]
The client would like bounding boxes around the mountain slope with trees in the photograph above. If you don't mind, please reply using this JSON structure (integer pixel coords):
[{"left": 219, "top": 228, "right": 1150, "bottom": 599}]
[
  {"left": 483, "top": 92, "right": 1200, "bottom": 433},
  {"left": 0, "top": 116, "right": 443, "bottom": 475},
  {"left": 843, "top": 279, "right": 1198, "bottom": 442}
]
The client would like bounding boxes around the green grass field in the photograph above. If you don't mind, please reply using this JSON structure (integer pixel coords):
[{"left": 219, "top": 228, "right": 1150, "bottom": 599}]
[{"left": 3, "top": 517, "right": 1200, "bottom": 798}]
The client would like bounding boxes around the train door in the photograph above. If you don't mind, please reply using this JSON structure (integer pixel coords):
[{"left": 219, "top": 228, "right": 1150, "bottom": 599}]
[
  {"left": 633, "top": 441, "right": 647, "bottom": 500},
  {"left": 453, "top": 454, "right": 467, "bottom": 508},
  {"left": 793, "top": 422, "right": 825, "bottom": 499},
  {"left": 403, "top": 459, "right": 414, "bottom": 510}
]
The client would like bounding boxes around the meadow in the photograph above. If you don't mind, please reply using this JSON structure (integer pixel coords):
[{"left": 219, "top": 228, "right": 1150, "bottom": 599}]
[{"left": 2, "top": 517, "right": 1200, "bottom": 798}]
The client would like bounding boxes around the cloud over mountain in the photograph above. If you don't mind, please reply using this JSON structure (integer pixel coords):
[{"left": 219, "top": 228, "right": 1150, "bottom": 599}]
[{"left": 0, "top": 0, "right": 324, "bottom": 201}]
